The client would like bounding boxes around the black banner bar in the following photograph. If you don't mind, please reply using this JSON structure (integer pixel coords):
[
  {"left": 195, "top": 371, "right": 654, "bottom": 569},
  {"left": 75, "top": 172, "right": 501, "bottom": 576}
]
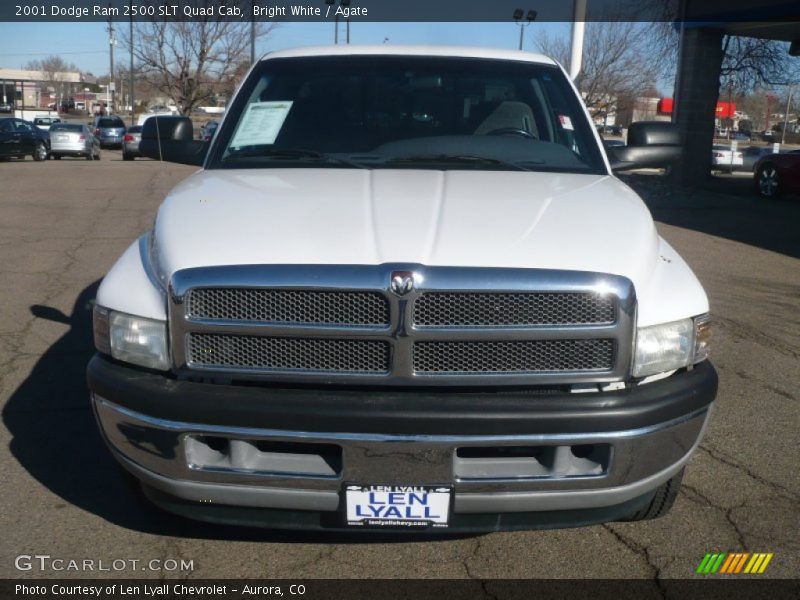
[
  {"left": 3, "top": 579, "right": 799, "bottom": 600},
  {"left": 3, "top": 0, "right": 799, "bottom": 23}
]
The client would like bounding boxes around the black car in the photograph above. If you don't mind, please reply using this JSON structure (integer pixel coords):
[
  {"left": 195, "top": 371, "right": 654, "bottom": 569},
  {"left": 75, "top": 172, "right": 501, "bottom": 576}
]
[
  {"left": 0, "top": 118, "right": 50, "bottom": 161},
  {"left": 93, "top": 115, "right": 127, "bottom": 148}
]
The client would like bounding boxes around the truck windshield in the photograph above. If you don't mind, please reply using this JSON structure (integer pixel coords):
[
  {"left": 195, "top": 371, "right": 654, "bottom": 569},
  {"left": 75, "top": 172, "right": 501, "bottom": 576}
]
[{"left": 209, "top": 55, "right": 606, "bottom": 174}]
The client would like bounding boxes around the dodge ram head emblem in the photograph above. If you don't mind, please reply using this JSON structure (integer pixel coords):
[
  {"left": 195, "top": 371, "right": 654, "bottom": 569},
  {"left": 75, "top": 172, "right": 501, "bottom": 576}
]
[{"left": 390, "top": 271, "right": 415, "bottom": 296}]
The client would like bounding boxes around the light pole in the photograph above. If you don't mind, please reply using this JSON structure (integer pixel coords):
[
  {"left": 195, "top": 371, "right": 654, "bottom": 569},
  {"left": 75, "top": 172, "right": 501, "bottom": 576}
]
[
  {"left": 781, "top": 84, "right": 795, "bottom": 145},
  {"left": 250, "top": 0, "right": 256, "bottom": 65},
  {"left": 106, "top": 4, "right": 116, "bottom": 113},
  {"left": 326, "top": 0, "right": 351, "bottom": 44},
  {"left": 513, "top": 9, "right": 537, "bottom": 51},
  {"left": 569, "top": 0, "right": 587, "bottom": 80},
  {"left": 129, "top": 0, "right": 135, "bottom": 125}
]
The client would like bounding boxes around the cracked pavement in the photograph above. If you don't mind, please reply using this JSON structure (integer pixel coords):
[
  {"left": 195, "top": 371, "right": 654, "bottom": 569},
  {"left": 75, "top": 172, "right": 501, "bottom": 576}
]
[{"left": 0, "top": 155, "right": 797, "bottom": 580}]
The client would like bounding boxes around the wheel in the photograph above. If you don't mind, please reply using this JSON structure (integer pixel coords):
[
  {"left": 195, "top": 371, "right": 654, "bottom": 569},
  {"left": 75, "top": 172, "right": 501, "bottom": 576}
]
[
  {"left": 32, "top": 142, "right": 48, "bottom": 161},
  {"left": 52, "top": 154, "right": 61, "bottom": 160},
  {"left": 621, "top": 468, "right": 684, "bottom": 521},
  {"left": 757, "top": 164, "right": 781, "bottom": 198},
  {"left": 123, "top": 152, "right": 133, "bottom": 161},
  {"left": 86, "top": 152, "right": 94, "bottom": 161}
]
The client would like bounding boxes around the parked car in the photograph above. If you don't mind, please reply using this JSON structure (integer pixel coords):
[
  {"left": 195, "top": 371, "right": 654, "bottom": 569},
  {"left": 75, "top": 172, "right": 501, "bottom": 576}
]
[
  {"left": 598, "top": 124, "right": 623, "bottom": 136},
  {"left": 90, "top": 46, "right": 715, "bottom": 532},
  {"left": 33, "top": 116, "right": 62, "bottom": 131},
  {"left": 201, "top": 120, "right": 219, "bottom": 141},
  {"left": 122, "top": 125, "right": 143, "bottom": 160},
  {"left": 740, "top": 146, "right": 776, "bottom": 172},
  {"left": 147, "top": 104, "right": 179, "bottom": 115},
  {"left": 93, "top": 115, "right": 126, "bottom": 148},
  {"left": 753, "top": 151, "right": 800, "bottom": 198},
  {"left": 49, "top": 123, "right": 100, "bottom": 160},
  {"left": 0, "top": 117, "right": 50, "bottom": 160},
  {"left": 711, "top": 144, "right": 743, "bottom": 172},
  {"left": 731, "top": 131, "right": 749, "bottom": 141},
  {"left": 602, "top": 139, "right": 626, "bottom": 150},
  {"left": 0, "top": 102, "right": 13, "bottom": 113}
]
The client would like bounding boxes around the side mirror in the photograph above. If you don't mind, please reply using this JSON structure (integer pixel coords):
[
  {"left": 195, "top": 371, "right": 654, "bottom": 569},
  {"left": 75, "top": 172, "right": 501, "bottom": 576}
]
[
  {"left": 139, "top": 116, "right": 208, "bottom": 166},
  {"left": 607, "top": 121, "right": 682, "bottom": 172}
]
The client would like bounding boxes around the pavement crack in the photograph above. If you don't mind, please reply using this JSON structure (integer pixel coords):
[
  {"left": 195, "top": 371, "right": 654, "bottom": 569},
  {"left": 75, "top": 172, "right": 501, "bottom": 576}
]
[
  {"left": 602, "top": 524, "right": 668, "bottom": 597},
  {"left": 462, "top": 535, "right": 499, "bottom": 600},
  {"left": 697, "top": 444, "right": 799, "bottom": 501},
  {"left": 680, "top": 483, "right": 750, "bottom": 550},
  {"left": 289, "top": 544, "right": 337, "bottom": 572}
]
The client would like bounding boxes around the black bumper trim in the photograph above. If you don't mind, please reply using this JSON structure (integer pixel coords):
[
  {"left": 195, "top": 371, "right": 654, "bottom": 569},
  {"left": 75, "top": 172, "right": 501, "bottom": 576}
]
[
  {"left": 142, "top": 484, "right": 656, "bottom": 533},
  {"left": 87, "top": 355, "right": 717, "bottom": 436}
]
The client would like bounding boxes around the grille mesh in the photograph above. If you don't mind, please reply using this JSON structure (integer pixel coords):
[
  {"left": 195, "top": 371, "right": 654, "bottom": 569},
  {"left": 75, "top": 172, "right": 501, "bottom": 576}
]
[
  {"left": 186, "top": 288, "right": 390, "bottom": 327},
  {"left": 413, "top": 292, "right": 615, "bottom": 328},
  {"left": 187, "top": 333, "right": 390, "bottom": 373},
  {"left": 413, "top": 339, "right": 615, "bottom": 374}
]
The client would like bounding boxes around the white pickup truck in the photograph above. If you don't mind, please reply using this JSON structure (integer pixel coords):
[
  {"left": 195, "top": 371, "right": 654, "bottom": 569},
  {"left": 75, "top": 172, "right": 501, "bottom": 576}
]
[{"left": 88, "top": 46, "right": 716, "bottom": 532}]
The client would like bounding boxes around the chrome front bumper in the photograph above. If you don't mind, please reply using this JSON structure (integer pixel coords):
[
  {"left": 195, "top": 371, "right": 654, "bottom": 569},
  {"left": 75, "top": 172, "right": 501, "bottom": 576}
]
[{"left": 93, "top": 394, "right": 710, "bottom": 515}]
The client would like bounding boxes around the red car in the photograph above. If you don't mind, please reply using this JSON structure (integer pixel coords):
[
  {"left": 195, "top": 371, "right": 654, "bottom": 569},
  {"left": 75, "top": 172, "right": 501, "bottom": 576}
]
[{"left": 754, "top": 150, "right": 800, "bottom": 198}]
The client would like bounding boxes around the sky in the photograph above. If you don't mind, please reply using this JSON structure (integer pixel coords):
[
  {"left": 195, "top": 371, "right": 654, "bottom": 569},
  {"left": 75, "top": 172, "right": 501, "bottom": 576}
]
[
  {"left": 0, "top": 20, "right": 674, "bottom": 94},
  {"left": 0, "top": 21, "right": 572, "bottom": 75}
]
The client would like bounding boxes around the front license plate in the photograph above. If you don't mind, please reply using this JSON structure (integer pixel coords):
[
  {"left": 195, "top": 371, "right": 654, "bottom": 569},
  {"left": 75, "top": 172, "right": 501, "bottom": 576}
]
[{"left": 345, "top": 484, "right": 452, "bottom": 528}]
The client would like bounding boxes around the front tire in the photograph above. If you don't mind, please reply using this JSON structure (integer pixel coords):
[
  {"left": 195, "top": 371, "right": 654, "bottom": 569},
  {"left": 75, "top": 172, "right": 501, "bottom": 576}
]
[
  {"left": 621, "top": 468, "right": 684, "bottom": 521},
  {"left": 52, "top": 154, "right": 61, "bottom": 160},
  {"left": 32, "top": 141, "right": 48, "bottom": 161},
  {"left": 757, "top": 164, "right": 781, "bottom": 198},
  {"left": 122, "top": 152, "right": 133, "bottom": 161}
]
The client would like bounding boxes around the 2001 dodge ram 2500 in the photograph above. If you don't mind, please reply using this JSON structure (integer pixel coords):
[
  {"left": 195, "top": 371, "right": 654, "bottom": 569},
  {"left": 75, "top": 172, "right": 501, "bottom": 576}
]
[{"left": 88, "top": 46, "right": 717, "bottom": 532}]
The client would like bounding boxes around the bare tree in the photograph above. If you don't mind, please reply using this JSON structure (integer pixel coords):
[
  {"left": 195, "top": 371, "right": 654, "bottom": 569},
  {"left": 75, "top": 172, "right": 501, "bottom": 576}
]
[
  {"left": 719, "top": 36, "right": 799, "bottom": 90},
  {"left": 647, "top": 20, "right": 800, "bottom": 93},
  {"left": 537, "top": 22, "right": 655, "bottom": 121},
  {"left": 24, "top": 55, "right": 79, "bottom": 97},
  {"left": 121, "top": 3, "right": 275, "bottom": 114}
]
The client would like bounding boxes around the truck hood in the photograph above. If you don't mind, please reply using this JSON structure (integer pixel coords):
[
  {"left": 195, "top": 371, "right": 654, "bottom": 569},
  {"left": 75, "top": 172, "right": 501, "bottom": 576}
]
[{"left": 153, "top": 168, "right": 660, "bottom": 292}]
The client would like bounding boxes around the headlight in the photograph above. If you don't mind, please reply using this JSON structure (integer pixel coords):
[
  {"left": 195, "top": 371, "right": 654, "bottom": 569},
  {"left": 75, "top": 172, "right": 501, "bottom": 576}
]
[
  {"left": 633, "top": 315, "right": 710, "bottom": 378},
  {"left": 93, "top": 306, "right": 169, "bottom": 371}
]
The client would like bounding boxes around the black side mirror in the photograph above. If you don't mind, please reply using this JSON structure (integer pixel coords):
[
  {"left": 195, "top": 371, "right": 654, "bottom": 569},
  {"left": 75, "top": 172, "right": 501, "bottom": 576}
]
[
  {"left": 139, "top": 116, "right": 208, "bottom": 166},
  {"left": 607, "top": 121, "right": 682, "bottom": 172}
]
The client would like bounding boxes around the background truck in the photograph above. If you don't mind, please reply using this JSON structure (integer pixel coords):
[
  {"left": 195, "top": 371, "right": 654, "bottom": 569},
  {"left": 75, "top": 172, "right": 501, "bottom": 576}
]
[{"left": 88, "top": 45, "right": 716, "bottom": 532}]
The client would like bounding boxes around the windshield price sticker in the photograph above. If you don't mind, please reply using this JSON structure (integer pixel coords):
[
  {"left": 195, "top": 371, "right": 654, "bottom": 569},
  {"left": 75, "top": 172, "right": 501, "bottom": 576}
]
[
  {"left": 229, "top": 101, "right": 293, "bottom": 148},
  {"left": 345, "top": 485, "right": 451, "bottom": 528}
]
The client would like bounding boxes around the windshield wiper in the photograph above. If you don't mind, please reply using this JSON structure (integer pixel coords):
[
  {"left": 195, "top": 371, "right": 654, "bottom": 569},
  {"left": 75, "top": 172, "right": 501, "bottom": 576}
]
[
  {"left": 385, "top": 154, "right": 536, "bottom": 171},
  {"left": 223, "top": 148, "right": 367, "bottom": 169}
]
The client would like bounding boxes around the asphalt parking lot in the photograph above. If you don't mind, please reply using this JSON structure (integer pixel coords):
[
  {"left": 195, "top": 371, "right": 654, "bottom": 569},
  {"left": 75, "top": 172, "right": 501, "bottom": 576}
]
[{"left": 0, "top": 151, "right": 797, "bottom": 580}]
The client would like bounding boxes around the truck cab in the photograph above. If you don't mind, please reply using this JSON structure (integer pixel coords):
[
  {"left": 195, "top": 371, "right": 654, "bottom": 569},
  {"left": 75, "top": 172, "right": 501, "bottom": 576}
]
[{"left": 88, "top": 46, "right": 716, "bottom": 532}]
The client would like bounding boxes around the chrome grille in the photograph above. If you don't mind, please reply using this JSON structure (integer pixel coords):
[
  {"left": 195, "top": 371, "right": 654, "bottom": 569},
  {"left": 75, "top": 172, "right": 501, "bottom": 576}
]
[
  {"left": 187, "top": 288, "right": 389, "bottom": 327},
  {"left": 413, "top": 292, "right": 616, "bottom": 328},
  {"left": 170, "top": 264, "right": 636, "bottom": 386},
  {"left": 187, "top": 333, "right": 390, "bottom": 373},
  {"left": 413, "top": 339, "right": 615, "bottom": 374}
]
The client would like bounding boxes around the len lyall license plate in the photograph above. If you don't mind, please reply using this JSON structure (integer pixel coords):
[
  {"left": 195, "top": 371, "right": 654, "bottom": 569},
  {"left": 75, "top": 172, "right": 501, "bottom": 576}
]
[{"left": 345, "top": 484, "right": 452, "bottom": 528}]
